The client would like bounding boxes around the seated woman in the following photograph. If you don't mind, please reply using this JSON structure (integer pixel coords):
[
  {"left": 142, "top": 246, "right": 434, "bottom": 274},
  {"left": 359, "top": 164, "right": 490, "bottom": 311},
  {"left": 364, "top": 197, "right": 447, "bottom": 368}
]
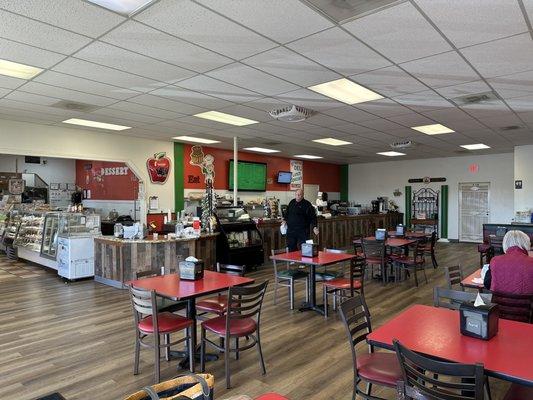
[{"left": 484, "top": 230, "right": 533, "bottom": 294}]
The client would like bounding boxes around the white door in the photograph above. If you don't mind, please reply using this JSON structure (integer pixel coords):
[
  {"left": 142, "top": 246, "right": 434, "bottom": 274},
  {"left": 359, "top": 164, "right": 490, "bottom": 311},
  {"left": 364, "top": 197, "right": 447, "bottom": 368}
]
[
  {"left": 304, "top": 184, "right": 319, "bottom": 204},
  {"left": 459, "top": 182, "right": 490, "bottom": 242}
]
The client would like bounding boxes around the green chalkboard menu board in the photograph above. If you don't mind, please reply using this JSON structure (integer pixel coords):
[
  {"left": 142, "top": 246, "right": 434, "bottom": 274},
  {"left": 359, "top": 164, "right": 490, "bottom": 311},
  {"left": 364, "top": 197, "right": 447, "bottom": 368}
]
[{"left": 228, "top": 160, "right": 267, "bottom": 191}]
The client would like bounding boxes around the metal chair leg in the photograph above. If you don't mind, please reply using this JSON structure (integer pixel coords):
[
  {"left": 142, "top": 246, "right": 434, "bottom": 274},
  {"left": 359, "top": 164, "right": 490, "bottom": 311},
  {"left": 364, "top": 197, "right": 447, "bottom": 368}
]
[
  {"left": 289, "top": 280, "right": 294, "bottom": 310},
  {"left": 164, "top": 334, "right": 170, "bottom": 361},
  {"left": 154, "top": 333, "right": 160, "bottom": 383},
  {"left": 133, "top": 334, "right": 140, "bottom": 375},
  {"left": 273, "top": 277, "right": 278, "bottom": 305},
  {"left": 323, "top": 285, "right": 328, "bottom": 318},
  {"left": 235, "top": 338, "right": 239, "bottom": 360},
  {"left": 200, "top": 328, "right": 206, "bottom": 373},
  {"left": 256, "top": 330, "right": 267, "bottom": 375},
  {"left": 305, "top": 278, "right": 309, "bottom": 303},
  {"left": 366, "top": 382, "right": 373, "bottom": 396},
  {"left": 225, "top": 334, "right": 231, "bottom": 389},
  {"left": 188, "top": 332, "right": 195, "bottom": 373}
]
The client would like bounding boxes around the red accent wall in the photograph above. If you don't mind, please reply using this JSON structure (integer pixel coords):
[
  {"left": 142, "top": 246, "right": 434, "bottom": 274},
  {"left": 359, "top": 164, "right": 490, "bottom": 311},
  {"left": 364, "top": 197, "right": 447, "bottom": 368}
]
[
  {"left": 183, "top": 145, "right": 340, "bottom": 192},
  {"left": 75, "top": 160, "right": 139, "bottom": 200}
]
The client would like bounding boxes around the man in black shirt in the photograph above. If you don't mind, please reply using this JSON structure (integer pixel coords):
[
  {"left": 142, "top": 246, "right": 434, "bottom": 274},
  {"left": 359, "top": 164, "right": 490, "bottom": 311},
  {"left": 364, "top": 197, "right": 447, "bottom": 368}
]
[{"left": 283, "top": 189, "right": 319, "bottom": 251}]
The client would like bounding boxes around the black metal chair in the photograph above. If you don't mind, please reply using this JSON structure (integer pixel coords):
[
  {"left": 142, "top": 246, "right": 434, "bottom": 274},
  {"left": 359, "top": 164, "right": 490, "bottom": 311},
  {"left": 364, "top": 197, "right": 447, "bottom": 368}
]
[
  {"left": 423, "top": 231, "right": 438, "bottom": 268},
  {"left": 323, "top": 257, "right": 365, "bottom": 318},
  {"left": 200, "top": 281, "right": 268, "bottom": 389},
  {"left": 392, "top": 240, "right": 427, "bottom": 286},
  {"left": 361, "top": 239, "right": 387, "bottom": 284},
  {"left": 443, "top": 265, "right": 465, "bottom": 290},
  {"left": 393, "top": 339, "right": 485, "bottom": 400},
  {"left": 271, "top": 248, "right": 308, "bottom": 310},
  {"left": 134, "top": 269, "right": 186, "bottom": 313},
  {"left": 338, "top": 294, "right": 402, "bottom": 400},
  {"left": 491, "top": 291, "right": 533, "bottom": 323},
  {"left": 433, "top": 287, "right": 478, "bottom": 310}
]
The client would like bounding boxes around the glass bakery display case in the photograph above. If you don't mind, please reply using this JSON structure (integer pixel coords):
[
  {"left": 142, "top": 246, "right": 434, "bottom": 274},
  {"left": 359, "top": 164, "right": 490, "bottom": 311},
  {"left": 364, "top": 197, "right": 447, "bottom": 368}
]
[
  {"left": 13, "top": 211, "right": 45, "bottom": 252},
  {"left": 40, "top": 212, "right": 60, "bottom": 260},
  {"left": 3, "top": 209, "right": 22, "bottom": 245},
  {"left": 0, "top": 209, "right": 9, "bottom": 238},
  {"left": 58, "top": 212, "right": 101, "bottom": 237},
  {"left": 215, "top": 207, "right": 264, "bottom": 268}
]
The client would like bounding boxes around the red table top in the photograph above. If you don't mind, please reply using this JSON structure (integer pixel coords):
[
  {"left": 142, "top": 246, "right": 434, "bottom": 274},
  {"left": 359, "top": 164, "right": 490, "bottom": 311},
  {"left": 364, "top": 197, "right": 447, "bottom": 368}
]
[
  {"left": 461, "top": 269, "right": 484, "bottom": 289},
  {"left": 357, "top": 237, "right": 417, "bottom": 247},
  {"left": 367, "top": 304, "right": 533, "bottom": 385},
  {"left": 270, "top": 250, "right": 356, "bottom": 266},
  {"left": 387, "top": 231, "right": 428, "bottom": 238},
  {"left": 127, "top": 270, "right": 254, "bottom": 301}
]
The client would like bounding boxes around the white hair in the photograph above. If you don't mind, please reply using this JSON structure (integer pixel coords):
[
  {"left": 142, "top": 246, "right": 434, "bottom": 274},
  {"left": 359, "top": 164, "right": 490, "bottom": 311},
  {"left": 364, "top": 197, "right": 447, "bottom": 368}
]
[{"left": 503, "top": 230, "right": 531, "bottom": 252}]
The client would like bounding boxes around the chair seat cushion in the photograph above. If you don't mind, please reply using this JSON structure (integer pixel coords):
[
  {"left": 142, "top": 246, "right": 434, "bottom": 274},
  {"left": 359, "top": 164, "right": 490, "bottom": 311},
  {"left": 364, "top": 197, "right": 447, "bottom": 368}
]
[
  {"left": 315, "top": 271, "right": 342, "bottom": 281},
  {"left": 138, "top": 312, "right": 192, "bottom": 334},
  {"left": 197, "top": 295, "right": 228, "bottom": 315},
  {"left": 277, "top": 269, "right": 308, "bottom": 279},
  {"left": 478, "top": 243, "right": 490, "bottom": 253},
  {"left": 356, "top": 352, "right": 402, "bottom": 387},
  {"left": 391, "top": 255, "right": 420, "bottom": 265},
  {"left": 255, "top": 394, "right": 289, "bottom": 400},
  {"left": 202, "top": 315, "right": 257, "bottom": 337},
  {"left": 323, "top": 278, "right": 362, "bottom": 290},
  {"left": 503, "top": 383, "right": 533, "bottom": 400}
]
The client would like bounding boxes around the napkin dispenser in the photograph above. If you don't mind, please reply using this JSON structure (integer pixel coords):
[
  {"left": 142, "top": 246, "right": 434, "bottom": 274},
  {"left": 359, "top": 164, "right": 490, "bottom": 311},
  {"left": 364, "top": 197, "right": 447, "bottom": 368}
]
[
  {"left": 179, "top": 259, "right": 204, "bottom": 280},
  {"left": 396, "top": 224, "right": 405, "bottom": 236},
  {"left": 301, "top": 242, "right": 318, "bottom": 258},
  {"left": 460, "top": 302, "right": 499, "bottom": 340},
  {"left": 375, "top": 228, "right": 387, "bottom": 241}
]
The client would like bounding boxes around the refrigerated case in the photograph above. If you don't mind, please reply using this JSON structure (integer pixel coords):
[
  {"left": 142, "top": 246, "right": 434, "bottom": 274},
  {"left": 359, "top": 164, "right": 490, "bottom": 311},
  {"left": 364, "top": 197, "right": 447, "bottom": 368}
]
[
  {"left": 40, "top": 212, "right": 60, "bottom": 260},
  {"left": 13, "top": 211, "right": 45, "bottom": 252},
  {"left": 215, "top": 207, "right": 264, "bottom": 268}
]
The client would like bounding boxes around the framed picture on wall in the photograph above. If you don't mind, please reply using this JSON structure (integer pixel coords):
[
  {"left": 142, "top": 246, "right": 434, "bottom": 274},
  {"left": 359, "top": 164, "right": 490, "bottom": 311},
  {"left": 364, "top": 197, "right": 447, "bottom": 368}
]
[
  {"left": 67, "top": 183, "right": 76, "bottom": 190},
  {"left": 50, "top": 183, "right": 60, "bottom": 190}
]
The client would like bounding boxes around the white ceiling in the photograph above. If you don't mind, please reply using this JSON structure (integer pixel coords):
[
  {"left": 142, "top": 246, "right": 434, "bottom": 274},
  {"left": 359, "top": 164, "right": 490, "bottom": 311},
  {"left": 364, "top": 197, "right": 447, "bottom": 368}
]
[{"left": 0, "top": 0, "right": 533, "bottom": 164}]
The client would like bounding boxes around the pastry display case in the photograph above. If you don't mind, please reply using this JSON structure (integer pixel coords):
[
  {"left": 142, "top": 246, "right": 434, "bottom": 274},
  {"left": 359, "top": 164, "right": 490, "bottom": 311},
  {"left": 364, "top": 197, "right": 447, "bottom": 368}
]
[
  {"left": 3, "top": 210, "right": 22, "bottom": 245},
  {"left": 40, "top": 212, "right": 60, "bottom": 260},
  {"left": 215, "top": 207, "right": 264, "bottom": 268},
  {"left": 58, "top": 212, "right": 101, "bottom": 237},
  {"left": 13, "top": 211, "right": 45, "bottom": 252}
]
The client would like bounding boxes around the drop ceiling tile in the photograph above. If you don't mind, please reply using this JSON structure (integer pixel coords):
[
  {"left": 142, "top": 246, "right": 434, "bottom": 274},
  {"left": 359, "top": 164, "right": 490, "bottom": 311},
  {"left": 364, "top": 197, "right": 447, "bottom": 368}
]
[
  {"left": 506, "top": 95, "right": 533, "bottom": 113},
  {"left": 357, "top": 119, "right": 406, "bottom": 131},
  {"left": 253, "top": 123, "right": 303, "bottom": 136},
  {"left": 400, "top": 51, "right": 479, "bottom": 88},
  {"left": 352, "top": 66, "right": 428, "bottom": 97},
  {"left": 0, "top": 10, "right": 91, "bottom": 54},
  {"left": 0, "top": 112, "right": 57, "bottom": 125},
  {"left": 342, "top": 2, "right": 452, "bottom": 63},
  {"left": 108, "top": 101, "right": 183, "bottom": 120},
  {"left": 217, "top": 104, "right": 271, "bottom": 122},
  {"left": 394, "top": 90, "right": 453, "bottom": 112},
  {"left": 354, "top": 99, "right": 413, "bottom": 118},
  {"left": 152, "top": 86, "right": 233, "bottom": 109},
  {"left": 72, "top": 113, "right": 146, "bottom": 129},
  {"left": 0, "top": 0, "right": 125, "bottom": 38},
  {"left": 74, "top": 41, "right": 195, "bottom": 83},
  {"left": 90, "top": 107, "right": 165, "bottom": 125},
  {"left": 276, "top": 88, "right": 345, "bottom": 112},
  {"left": 388, "top": 113, "right": 437, "bottom": 128},
  {"left": 287, "top": 27, "right": 391, "bottom": 76},
  {"left": 19, "top": 82, "right": 117, "bottom": 107},
  {"left": 0, "top": 101, "right": 65, "bottom": 121},
  {"left": 53, "top": 58, "right": 162, "bottom": 92},
  {"left": 461, "top": 33, "right": 533, "bottom": 78},
  {"left": 151, "top": 120, "right": 216, "bottom": 134},
  {"left": 243, "top": 97, "right": 291, "bottom": 113},
  {"left": 0, "top": 98, "right": 82, "bottom": 118},
  {"left": 265, "top": 120, "right": 315, "bottom": 132},
  {"left": 6, "top": 90, "right": 70, "bottom": 106},
  {"left": 331, "top": 123, "right": 379, "bottom": 135},
  {"left": 135, "top": 0, "right": 276, "bottom": 60},
  {"left": 421, "top": 107, "right": 475, "bottom": 123},
  {"left": 517, "top": 111, "right": 533, "bottom": 123},
  {"left": 460, "top": 99, "right": 512, "bottom": 119},
  {"left": 0, "top": 38, "right": 66, "bottom": 69},
  {"left": 127, "top": 94, "right": 207, "bottom": 115},
  {"left": 243, "top": 47, "right": 340, "bottom": 87},
  {"left": 414, "top": 0, "right": 527, "bottom": 48},
  {"left": 306, "top": 114, "right": 351, "bottom": 128},
  {"left": 488, "top": 70, "right": 533, "bottom": 100},
  {"left": 206, "top": 63, "right": 299, "bottom": 96},
  {"left": 435, "top": 80, "right": 492, "bottom": 101},
  {"left": 0, "top": 88, "right": 10, "bottom": 97},
  {"left": 176, "top": 75, "right": 261, "bottom": 103},
  {"left": 34, "top": 71, "right": 139, "bottom": 100},
  {"left": 101, "top": 21, "right": 232, "bottom": 73},
  {"left": 0, "top": 75, "right": 25, "bottom": 90},
  {"left": 176, "top": 115, "right": 240, "bottom": 130},
  {"left": 322, "top": 106, "right": 377, "bottom": 123},
  {"left": 478, "top": 114, "right": 525, "bottom": 129},
  {"left": 197, "top": 0, "right": 333, "bottom": 43},
  {"left": 525, "top": 0, "right": 533, "bottom": 22}
]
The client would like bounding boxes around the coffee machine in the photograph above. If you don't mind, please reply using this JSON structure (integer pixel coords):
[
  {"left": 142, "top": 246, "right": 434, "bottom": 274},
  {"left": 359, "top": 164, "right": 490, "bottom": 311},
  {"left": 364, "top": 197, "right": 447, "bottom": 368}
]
[{"left": 371, "top": 200, "right": 380, "bottom": 214}]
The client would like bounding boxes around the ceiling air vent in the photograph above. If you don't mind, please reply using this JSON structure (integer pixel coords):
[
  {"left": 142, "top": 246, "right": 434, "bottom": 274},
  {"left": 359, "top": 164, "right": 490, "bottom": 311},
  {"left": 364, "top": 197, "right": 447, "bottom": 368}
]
[
  {"left": 303, "top": 0, "right": 406, "bottom": 23},
  {"left": 500, "top": 125, "right": 522, "bottom": 131},
  {"left": 450, "top": 91, "right": 498, "bottom": 106},
  {"left": 269, "top": 105, "right": 315, "bottom": 122},
  {"left": 390, "top": 140, "right": 414, "bottom": 149},
  {"left": 51, "top": 100, "right": 100, "bottom": 112}
]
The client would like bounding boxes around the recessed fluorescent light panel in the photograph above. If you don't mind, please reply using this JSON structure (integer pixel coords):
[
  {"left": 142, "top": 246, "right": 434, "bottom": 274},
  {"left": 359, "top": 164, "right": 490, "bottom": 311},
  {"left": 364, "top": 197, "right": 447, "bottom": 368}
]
[
  {"left": 313, "top": 138, "right": 352, "bottom": 146},
  {"left": 62, "top": 118, "right": 131, "bottom": 131},
  {"left": 293, "top": 155, "right": 323, "bottom": 159},
  {"left": 460, "top": 144, "right": 490, "bottom": 150},
  {"left": 172, "top": 136, "right": 220, "bottom": 144},
  {"left": 243, "top": 147, "right": 280, "bottom": 153},
  {"left": 308, "top": 78, "right": 383, "bottom": 104},
  {"left": 0, "top": 59, "right": 42, "bottom": 79},
  {"left": 87, "top": 0, "right": 156, "bottom": 16},
  {"left": 412, "top": 124, "right": 454, "bottom": 135},
  {"left": 194, "top": 111, "right": 258, "bottom": 126},
  {"left": 377, "top": 151, "right": 406, "bottom": 157}
]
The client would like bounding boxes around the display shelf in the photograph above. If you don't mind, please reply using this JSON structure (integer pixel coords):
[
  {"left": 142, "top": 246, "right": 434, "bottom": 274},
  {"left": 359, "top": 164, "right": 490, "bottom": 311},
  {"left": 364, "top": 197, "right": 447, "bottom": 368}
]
[
  {"left": 41, "top": 212, "right": 60, "bottom": 260},
  {"left": 13, "top": 212, "right": 45, "bottom": 252}
]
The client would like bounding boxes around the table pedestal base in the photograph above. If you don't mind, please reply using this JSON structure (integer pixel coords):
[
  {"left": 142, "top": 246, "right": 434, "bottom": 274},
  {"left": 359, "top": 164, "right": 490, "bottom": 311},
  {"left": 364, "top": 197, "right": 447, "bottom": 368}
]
[{"left": 299, "top": 302, "right": 325, "bottom": 315}]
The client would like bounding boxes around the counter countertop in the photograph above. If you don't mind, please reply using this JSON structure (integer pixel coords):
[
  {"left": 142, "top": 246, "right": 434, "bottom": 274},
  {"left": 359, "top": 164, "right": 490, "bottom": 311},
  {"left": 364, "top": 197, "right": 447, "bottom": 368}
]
[
  {"left": 94, "top": 233, "right": 218, "bottom": 244},
  {"left": 256, "top": 213, "right": 398, "bottom": 225}
]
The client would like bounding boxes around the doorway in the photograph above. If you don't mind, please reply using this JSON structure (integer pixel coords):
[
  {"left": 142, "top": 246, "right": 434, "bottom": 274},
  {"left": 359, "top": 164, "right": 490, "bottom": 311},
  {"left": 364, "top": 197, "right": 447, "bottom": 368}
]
[{"left": 459, "top": 182, "right": 490, "bottom": 242}]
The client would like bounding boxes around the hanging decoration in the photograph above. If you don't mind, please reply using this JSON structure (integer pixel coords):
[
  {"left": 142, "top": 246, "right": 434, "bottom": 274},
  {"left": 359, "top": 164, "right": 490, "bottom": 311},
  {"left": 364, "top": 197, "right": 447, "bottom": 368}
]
[
  {"left": 146, "top": 152, "right": 171, "bottom": 184},
  {"left": 189, "top": 145, "right": 215, "bottom": 184},
  {"left": 201, "top": 180, "right": 216, "bottom": 232}
]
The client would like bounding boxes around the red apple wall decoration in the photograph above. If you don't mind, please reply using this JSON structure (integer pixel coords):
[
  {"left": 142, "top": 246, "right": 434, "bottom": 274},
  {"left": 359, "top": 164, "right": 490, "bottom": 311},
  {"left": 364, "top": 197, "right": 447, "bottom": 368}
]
[{"left": 146, "top": 152, "right": 171, "bottom": 184}]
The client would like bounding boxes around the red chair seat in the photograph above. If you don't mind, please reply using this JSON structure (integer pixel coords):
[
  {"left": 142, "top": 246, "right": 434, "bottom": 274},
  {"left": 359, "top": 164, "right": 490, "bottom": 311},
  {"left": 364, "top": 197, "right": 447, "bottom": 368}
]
[
  {"left": 323, "top": 278, "right": 362, "bottom": 290},
  {"left": 478, "top": 243, "right": 490, "bottom": 253},
  {"left": 196, "top": 295, "right": 228, "bottom": 315},
  {"left": 391, "top": 255, "right": 421, "bottom": 266},
  {"left": 365, "top": 257, "right": 384, "bottom": 264},
  {"left": 202, "top": 315, "right": 257, "bottom": 337},
  {"left": 138, "top": 312, "right": 192, "bottom": 334},
  {"left": 356, "top": 352, "right": 402, "bottom": 387},
  {"left": 255, "top": 394, "right": 288, "bottom": 400},
  {"left": 503, "top": 383, "right": 533, "bottom": 400}
]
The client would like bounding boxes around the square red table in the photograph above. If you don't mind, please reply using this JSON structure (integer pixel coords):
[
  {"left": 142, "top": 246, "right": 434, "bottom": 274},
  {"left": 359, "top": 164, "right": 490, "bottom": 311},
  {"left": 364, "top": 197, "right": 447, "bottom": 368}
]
[
  {"left": 461, "top": 268, "right": 484, "bottom": 289},
  {"left": 367, "top": 304, "right": 533, "bottom": 386},
  {"left": 270, "top": 250, "right": 356, "bottom": 315}
]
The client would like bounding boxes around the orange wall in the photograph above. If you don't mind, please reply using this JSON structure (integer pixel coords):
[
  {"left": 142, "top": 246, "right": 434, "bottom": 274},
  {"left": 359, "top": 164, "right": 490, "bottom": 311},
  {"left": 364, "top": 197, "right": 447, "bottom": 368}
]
[
  {"left": 183, "top": 145, "right": 340, "bottom": 192},
  {"left": 76, "top": 160, "right": 139, "bottom": 200}
]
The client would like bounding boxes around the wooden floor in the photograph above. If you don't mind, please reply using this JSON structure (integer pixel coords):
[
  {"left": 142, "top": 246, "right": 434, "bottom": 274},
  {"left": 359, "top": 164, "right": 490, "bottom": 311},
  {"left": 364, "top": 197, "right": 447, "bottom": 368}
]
[{"left": 0, "top": 242, "right": 511, "bottom": 400}]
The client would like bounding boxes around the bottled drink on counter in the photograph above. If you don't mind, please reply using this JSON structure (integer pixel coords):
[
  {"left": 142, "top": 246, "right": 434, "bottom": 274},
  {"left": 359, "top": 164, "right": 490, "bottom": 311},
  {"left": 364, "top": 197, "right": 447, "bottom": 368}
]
[{"left": 192, "top": 217, "right": 201, "bottom": 234}]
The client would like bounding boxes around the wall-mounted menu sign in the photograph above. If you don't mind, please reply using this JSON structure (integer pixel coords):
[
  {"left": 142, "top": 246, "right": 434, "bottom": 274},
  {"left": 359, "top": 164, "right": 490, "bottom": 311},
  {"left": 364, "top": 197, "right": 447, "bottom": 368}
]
[{"left": 408, "top": 177, "right": 446, "bottom": 183}]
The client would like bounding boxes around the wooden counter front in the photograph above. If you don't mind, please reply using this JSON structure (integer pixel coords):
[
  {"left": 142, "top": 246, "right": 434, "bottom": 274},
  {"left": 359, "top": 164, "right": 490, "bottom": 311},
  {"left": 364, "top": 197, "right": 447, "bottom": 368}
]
[
  {"left": 257, "top": 213, "right": 403, "bottom": 262},
  {"left": 94, "top": 234, "right": 217, "bottom": 287}
]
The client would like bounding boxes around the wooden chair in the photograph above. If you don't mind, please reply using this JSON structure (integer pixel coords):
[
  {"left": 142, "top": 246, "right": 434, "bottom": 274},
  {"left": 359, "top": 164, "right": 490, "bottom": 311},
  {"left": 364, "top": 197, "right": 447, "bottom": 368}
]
[
  {"left": 392, "top": 240, "right": 427, "bottom": 286},
  {"left": 423, "top": 231, "right": 438, "bottom": 268},
  {"left": 271, "top": 248, "right": 308, "bottom": 310},
  {"left": 134, "top": 269, "right": 186, "bottom": 313},
  {"left": 393, "top": 339, "right": 485, "bottom": 400},
  {"left": 444, "top": 265, "right": 464, "bottom": 290},
  {"left": 200, "top": 281, "right": 268, "bottom": 389},
  {"left": 433, "top": 287, "right": 478, "bottom": 310},
  {"left": 361, "top": 239, "right": 387, "bottom": 284},
  {"left": 323, "top": 257, "right": 365, "bottom": 318},
  {"left": 491, "top": 291, "right": 533, "bottom": 323},
  {"left": 196, "top": 263, "right": 245, "bottom": 317},
  {"left": 129, "top": 286, "right": 194, "bottom": 383},
  {"left": 338, "top": 294, "right": 402, "bottom": 400}
]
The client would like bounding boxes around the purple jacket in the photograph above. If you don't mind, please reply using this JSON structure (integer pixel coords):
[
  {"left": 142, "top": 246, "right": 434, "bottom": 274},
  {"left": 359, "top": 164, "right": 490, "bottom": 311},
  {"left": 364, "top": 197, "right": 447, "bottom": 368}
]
[{"left": 489, "top": 246, "right": 533, "bottom": 294}]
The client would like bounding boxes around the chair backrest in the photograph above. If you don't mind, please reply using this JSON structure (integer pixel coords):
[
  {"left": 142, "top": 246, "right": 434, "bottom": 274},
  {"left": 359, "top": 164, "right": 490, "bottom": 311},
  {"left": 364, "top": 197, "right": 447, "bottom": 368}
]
[
  {"left": 361, "top": 239, "right": 386, "bottom": 261},
  {"left": 430, "top": 230, "right": 437, "bottom": 247},
  {"left": 393, "top": 340, "right": 485, "bottom": 400},
  {"left": 129, "top": 286, "right": 158, "bottom": 332},
  {"left": 407, "top": 240, "right": 425, "bottom": 264},
  {"left": 491, "top": 291, "right": 533, "bottom": 323},
  {"left": 489, "top": 235, "right": 504, "bottom": 256},
  {"left": 352, "top": 235, "right": 363, "bottom": 254},
  {"left": 216, "top": 263, "right": 245, "bottom": 277},
  {"left": 338, "top": 294, "right": 372, "bottom": 381},
  {"left": 433, "top": 287, "right": 478, "bottom": 310},
  {"left": 397, "top": 381, "right": 434, "bottom": 400},
  {"left": 134, "top": 268, "right": 162, "bottom": 280},
  {"left": 271, "top": 248, "right": 289, "bottom": 273},
  {"left": 348, "top": 257, "right": 366, "bottom": 294},
  {"left": 226, "top": 281, "right": 269, "bottom": 331},
  {"left": 444, "top": 265, "right": 464, "bottom": 290}
]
